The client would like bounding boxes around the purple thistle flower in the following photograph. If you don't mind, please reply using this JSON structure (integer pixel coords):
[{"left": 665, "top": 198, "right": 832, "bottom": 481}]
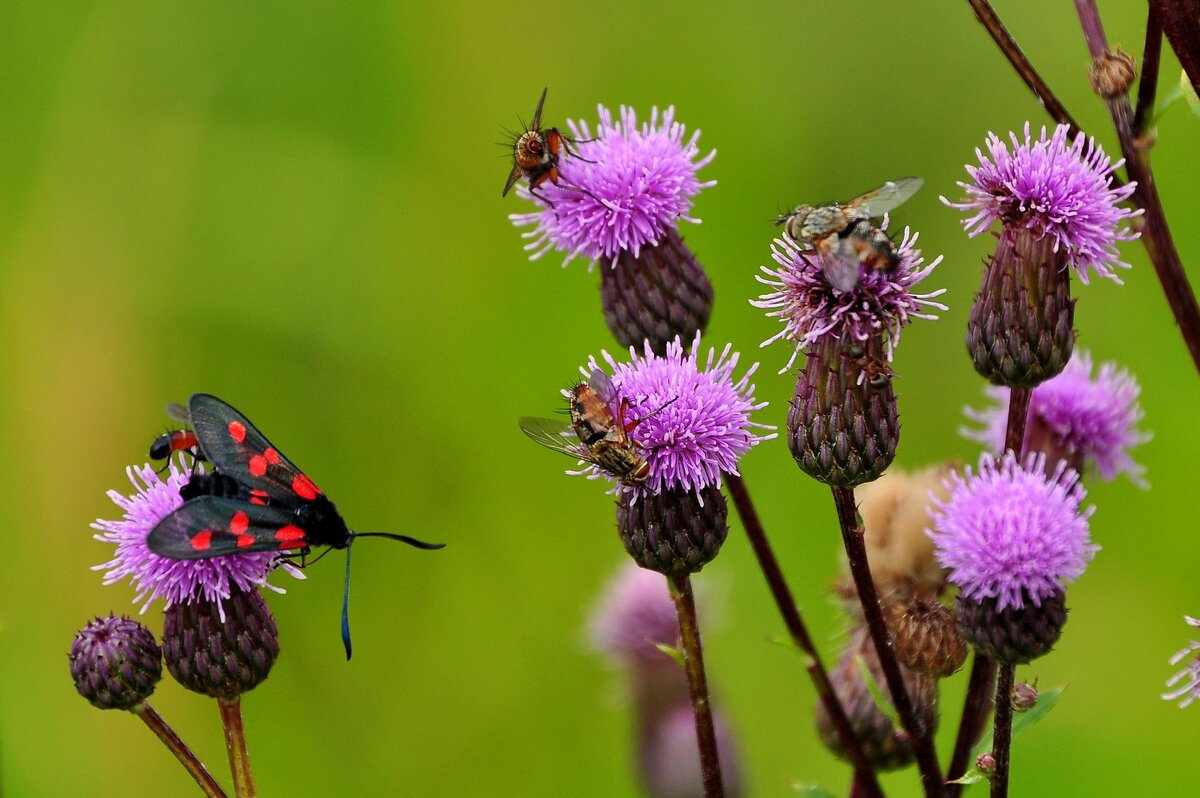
[
  {"left": 963, "top": 349, "right": 1149, "bottom": 484},
  {"left": 752, "top": 226, "right": 946, "bottom": 372},
  {"left": 92, "top": 460, "right": 301, "bottom": 617},
  {"left": 942, "top": 123, "right": 1140, "bottom": 284},
  {"left": 510, "top": 104, "right": 716, "bottom": 268},
  {"left": 1164, "top": 616, "right": 1200, "bottom": 708},
  {"left": 928, "top": 452, "right": 1098, "bottom": 612},
  {"left": 589, "top": 564, "right": 680, "bottom": 664},
  {"left": 577, "top": 334, "right": 774, "bottom": 498}
]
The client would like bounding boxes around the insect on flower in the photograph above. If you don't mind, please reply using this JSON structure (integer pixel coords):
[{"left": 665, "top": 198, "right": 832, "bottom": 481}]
[
  {"left": 148, "top": 402, "right": 201, "bottom": 463},
  {"left": 147, "top": 393, "right": 444, "bottom": 659},
  {"left": 502, "top": 87, "right": 594, "bottom": 207},
  {"left": 520, "top": 369, "right": 667, "bottom": 487},
  {"left": 775, "top": 177, "right": 923, "bottom": 292}
]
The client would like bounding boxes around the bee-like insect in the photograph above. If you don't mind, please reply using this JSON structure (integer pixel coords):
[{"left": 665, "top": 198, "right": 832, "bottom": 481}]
[
  {"left": 502, "top": 87, "right": 593, "bottom": 206},
  {"left": 775, "top": 177, "right": 923, "bottom": 292},
  {"left": 519, "top": 369, "right": 653, "bottom": 486}
]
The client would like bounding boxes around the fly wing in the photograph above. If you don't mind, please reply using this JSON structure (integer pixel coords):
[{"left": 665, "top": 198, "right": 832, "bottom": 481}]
[
  {"left": 816, "top": 248, "right": 863, "bottom": 293},
  {"left": 187, "top": 393, "right": 323, "bottom": 504},
  {"left": 585, "top": 368, "right": 618, "bottom": 404},
  {"left": 518, "top": 416, "right": 592, "bottom": 461},
  {"left": 165, "top": 402, "right": 191, "bottom": 425},
  {"left": 147, "top": 496, "right": 306, "bottom": 560},
  {"left": 851, "top": 177, "right": 923, "bottom": 218}
]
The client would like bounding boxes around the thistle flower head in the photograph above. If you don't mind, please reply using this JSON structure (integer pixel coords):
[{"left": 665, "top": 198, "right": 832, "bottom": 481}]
[
  {"left": 963, "top": 350, "right": 1149, "bottom": 484},
  {"left": 589, "top": 564, "right": 679, "bottom": 664},
  {"left": 92, "top": 460, "right": 301, "bottom": 616},
  {"left": 943, "top": 123, "right": 1139, "bottom": 284},
  {"left": 1164, "top": 616, "right": 1200, "bottom": 708},
  {"left": 578, "top": 334, "right": 775, "bottom": 498},
  {"left": 511, "top": 104, "right": 716, "bottom": 268},
  {"left": 69, "top": 615, "right": 162, "bottom": 710},
  {"left": 929, "top": 453, "right": 1097, "bottom": 612},
  {"left": 753, "top": 227, "right": 946, "bottom": 372}
]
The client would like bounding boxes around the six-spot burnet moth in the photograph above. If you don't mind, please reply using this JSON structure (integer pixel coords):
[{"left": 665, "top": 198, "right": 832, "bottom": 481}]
[{"left": 147, "top": 393, "right": 444, "bottom": 659}]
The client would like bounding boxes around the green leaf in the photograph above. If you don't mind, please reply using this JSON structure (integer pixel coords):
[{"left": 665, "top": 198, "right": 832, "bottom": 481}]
[
  {"left": 790, "top": 783, "right": 837, "bottom": 797},
  {"left": 971, "top": 686, "right": 1066, "bottom": 756},
  {"left": 855, "top": 654, "right": 902, "bottom": 730},
  {"left": 1182, "top": 70, "right": 1200, "bottom": 119},
  {"left": 654, "top": 642, "right": 685, "bottom": 667}
]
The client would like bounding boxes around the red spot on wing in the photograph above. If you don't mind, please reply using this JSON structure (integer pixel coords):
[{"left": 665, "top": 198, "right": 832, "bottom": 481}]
[
  {"left": 249, "top": 488, "right": 269, "bottom": 506},
  {"left": 249, "top": 455, "right": 268, "bottom": 477},
  {"left": 230, "top": 511, "right": 249, "bottom": 536},
  {"left": 236, "top": 535, "right": 256, "bottom": 549},
  {"left": 250, "top": 496, "right": 267, "bottom": 506},
  {"left": 190, "top": 530, "right": 214, "bottom": 551},
  {"left": 291, "top": 473, "right": 320, "bottom": 500},
  {"left": 274, "top": 525, "right": 308, "bottom": 550},
  {"left": 264, "top": 447, "right": 281, "bottom": 465},
  {"left": 228, "top": 420, "right": 247, "bottom": 444}
]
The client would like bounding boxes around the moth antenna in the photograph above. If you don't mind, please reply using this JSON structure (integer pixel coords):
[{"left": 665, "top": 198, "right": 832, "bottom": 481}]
[
  {"left": 341, "top": 545, "right": 354, "bottom": 660},
  {"left": 354, "top": 532, "right": 446, "bottom": 550}
]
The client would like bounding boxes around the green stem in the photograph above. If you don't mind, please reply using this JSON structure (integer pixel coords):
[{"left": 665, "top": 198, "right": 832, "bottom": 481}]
[
  {"left": 667, "top": 573, "right": 724, "bottom": 798},
  {"left": 218, "top": 697, "right": 256, "bottom": 798},
  {"left": 132, "top": 702, "right": 228, "bottom": 798}
]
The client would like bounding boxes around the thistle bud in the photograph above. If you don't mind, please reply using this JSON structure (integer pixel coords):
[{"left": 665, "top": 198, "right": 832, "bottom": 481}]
[
  {"left": 1011, "top": 681, "right": 1039, "bottom": 712},
  {"left": 601, "top": 229, "right": 714, "bottom": 355},
  {"left": 617, "top": 485, "right": 728, "bottom": 576},
  {"left": 69, "top": 615, "right": 162, "bottom": 710},
  {"left": 885, "top": 596, "right": 968, "bottom": 678},
  {"left": 815, "top": 626, "right": 938, "bottom": 771},
  {"left": 965, "top": 229, "right": 1075, "bottom": 388},
  {"left": 1088, "top": 48, "right": 1136, "bottom": 99},
  {"left": 162, "top": 587, "right": 279, "bottom": 699},
  {"left": 788, "top": 333, "right": 898, "bottom": 487},
  {"left": 957, "top": 588, "right": 1068, "bottom": 665}
]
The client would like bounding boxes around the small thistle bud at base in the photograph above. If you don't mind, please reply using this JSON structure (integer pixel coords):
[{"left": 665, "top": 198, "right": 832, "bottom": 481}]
[
  {"left": 163, "top": 587, "right": 280, "bottom": 699},
  {"left": 965, "top": 230, "right": 1075, "bottom": 389},
  {"left": 600, "top": 228, "right": 714, "bottom": 356},
  {"left": 977, "top": 752, "right": 997, "bottom": 774},
  {"left": 788, "top": 333, "right": 898, "bottom": 487},
  {"left": 815, "top": 626, "right": 938, "bottom": 772},
  {"left": 70, "top": 615, "right": 162, "bottom": 710},
  {"left": 957, "top": 588, "right": 1068, "bottom": 665},
  {"left": 617, "top": 484, "right": 728, "bottom": 576},
  {"left": 1089, "top": 48, "right": 1136, "bottom": 98},
  {"left": 1011, "top": 681, "right": 1039, "bottom": 712},
  {"left": 885, "top": 596, "right": 969, "bottom": 678}
]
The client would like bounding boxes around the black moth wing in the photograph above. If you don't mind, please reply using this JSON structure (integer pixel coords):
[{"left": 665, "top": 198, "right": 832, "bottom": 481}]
[
  {"left": 147, "top": 496, "right": 307, "bottom": 560},
  {"left": 187, "top": 393, "right": 318, "bottom": 504}
]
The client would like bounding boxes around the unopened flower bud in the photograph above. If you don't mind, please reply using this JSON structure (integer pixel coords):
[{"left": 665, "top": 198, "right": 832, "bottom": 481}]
[
  {"left": 977, "top": 752, "right": 997, "bottom": 775},
  {"left": 70, "top": 615, "right": 162, "bottom": 710},
  {"left": 1089, "top": 49, "right": 1136, "bottom": 98},
  {"left": 957, "top": 588, "right": 1068, "bottom": 665},
  {"left": 1011, "top": 681, "right": 1039, "bottom": 712},
  {"left": 885, "top": 596, "right": 969, "bottom": 678}
]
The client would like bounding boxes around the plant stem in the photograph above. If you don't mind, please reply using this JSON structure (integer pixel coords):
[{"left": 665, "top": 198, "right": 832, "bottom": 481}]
[
  {"left": 944, "top": 654, "right": 997, "bottom": 794},
  {"left": 1148, "top": 0, "right": 1200, "bottom": 97},
  {"left": 1074, "top": 0, "right": 1200, "bottom": 377},
  {"left": 218, "top": 697, "right": 256, "bottom": 798},
  {"left": 831, "top": 484, "right": 944, "bottom": 798},
  {"left": 990, "top": 664, "right": 1016, "bottom": 797},
  {"left": 964, "top": 0, "right": 1083, "bottom": 137},
  {"left": 667, "top": 574, "right": 724, "bottom": 798},
  {"left": 725, "top": 474, "right": 883, "bottom": 797},
  {"left": 1133, "top": 7, "right": 1162, "bottom": 135},
  {"left": 133, "top": 702, "right": 228, "bottom": 798},
  {"left": 1004, "top": 388, "right": 1032, "bottom": 455}
]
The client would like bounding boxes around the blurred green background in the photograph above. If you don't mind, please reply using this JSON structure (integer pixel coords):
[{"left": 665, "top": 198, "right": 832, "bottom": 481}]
[{"left": 1, "top": 1, "right": 1196, "bottom": 795}]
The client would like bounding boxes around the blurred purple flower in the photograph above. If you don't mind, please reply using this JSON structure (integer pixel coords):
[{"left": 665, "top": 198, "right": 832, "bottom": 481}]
[
  {"left": 578, "top": 334, "right": 774, "bottom": 498},
  {"left": 92, "top": 460, "right": 301, "bottom": 618},
  {"left": 928, "top": 452, "right": 1097, "bottom": 612},
  {"left": 589, "top": 564, "right": 679, "bottom": 664},
  {"left": 963, "top": 349, "right": 1149, "bottom": 484},
  {"left": 1164, "top": 616, "right": 1200, "bottom": 708},
  {"left": 752, "top": 226, "right": 946, "bottom": 372},
  {"left": 942, "top": 123, "right": 1139, "bottom": 284},
  {"left": 510, "top": 104, "right": 715, "bottom": 268}
]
